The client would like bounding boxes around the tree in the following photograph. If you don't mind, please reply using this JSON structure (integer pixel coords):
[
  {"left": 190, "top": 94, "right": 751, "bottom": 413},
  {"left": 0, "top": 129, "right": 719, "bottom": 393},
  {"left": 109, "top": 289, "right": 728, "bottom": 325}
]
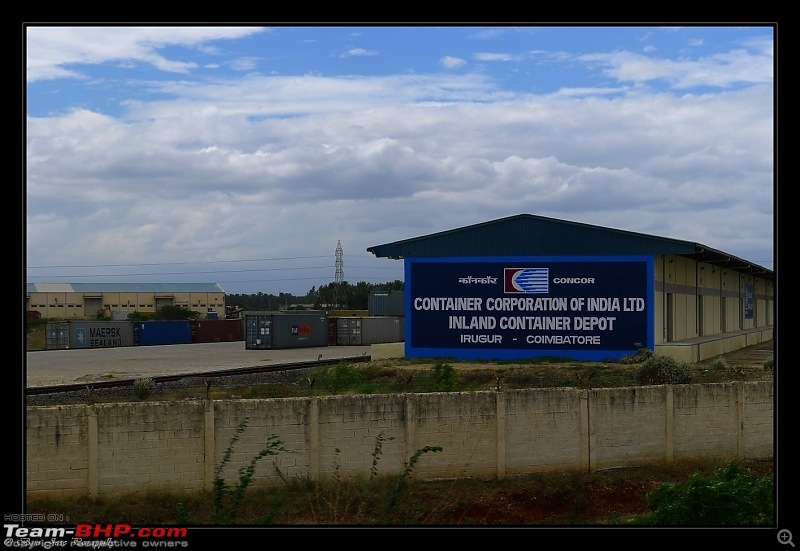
[
  {"left": 155, "top": 305, "right": 201, "bottom": 320},
  {"left": 227, "top": 281, "right": 404, "bottom": 312},
  {"left": 127, "top": 311, "right": 154, "bottom": 322}
]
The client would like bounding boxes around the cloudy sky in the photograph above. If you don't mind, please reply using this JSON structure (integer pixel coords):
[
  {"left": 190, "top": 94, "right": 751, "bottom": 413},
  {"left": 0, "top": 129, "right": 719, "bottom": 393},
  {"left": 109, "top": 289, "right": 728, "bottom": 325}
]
[{"left": 24, "top": 25, "right": 775, "bottom": 296}]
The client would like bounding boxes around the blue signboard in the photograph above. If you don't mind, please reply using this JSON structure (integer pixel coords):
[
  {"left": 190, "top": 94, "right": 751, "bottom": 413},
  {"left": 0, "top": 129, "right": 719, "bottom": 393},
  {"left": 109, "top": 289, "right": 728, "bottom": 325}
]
[
  {"left": 744, "top": 283, "right": 754, "bottom": 320},
  {"left": 405, "top": 256, "right": 654, "bottom": 361}
]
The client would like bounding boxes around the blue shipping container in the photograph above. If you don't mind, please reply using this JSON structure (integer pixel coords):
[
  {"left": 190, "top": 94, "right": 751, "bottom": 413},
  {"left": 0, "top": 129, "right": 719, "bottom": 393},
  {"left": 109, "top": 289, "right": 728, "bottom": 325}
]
[
  {"left": 133, "top": 320, "right": 193, "bottom": 346},
  {"left": 388, "top": 291, "right": 404, "bottom": 317},
  {"left": 368, "top": 291, "right": 389, "bottom": 316}
]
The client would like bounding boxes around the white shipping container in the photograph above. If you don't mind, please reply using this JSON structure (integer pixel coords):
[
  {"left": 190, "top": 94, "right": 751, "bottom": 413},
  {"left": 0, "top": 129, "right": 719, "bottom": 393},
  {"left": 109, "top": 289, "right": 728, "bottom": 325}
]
[
  {"left": 361, "top": 316, "right": 403, "bottom": 345},
  {"left": 336, "top": 317, "right": 362, "bottom": 345}
]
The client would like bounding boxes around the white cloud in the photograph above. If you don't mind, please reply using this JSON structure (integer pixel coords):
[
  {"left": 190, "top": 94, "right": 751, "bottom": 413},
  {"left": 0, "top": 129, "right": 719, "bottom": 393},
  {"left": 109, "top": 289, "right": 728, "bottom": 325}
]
[
  {"left": 230, "top": 57, "right": 260, "bottom": 71},
  {"left": 343, "top": 48, "right": 377, "bottom": 57},
  {"left": 579, "top": 45, "right": 772, "bottom": 88},
  {"left": 27, "top": 78, "right": 773, "bottom": 292},
  {"left": 26, "top": 26, "right": 267, "bottom": 82},
  {"left": 474, "top": 52, "right": 518, "bottom": 62},
  {"left": 440, "top": 56, "right": 467, "bottom": 69}
]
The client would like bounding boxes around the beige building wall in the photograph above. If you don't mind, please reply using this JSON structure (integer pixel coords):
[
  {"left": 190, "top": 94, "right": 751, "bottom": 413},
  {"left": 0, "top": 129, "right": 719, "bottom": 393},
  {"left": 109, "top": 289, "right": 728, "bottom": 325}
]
[
  {"left": 27, "top": 381, "right": 773, "bottom": 500},
  {"left": 26, "top": 291, "right": 225, "bottom": 320},
  {"left": 654, "top": 254, "right": 773, "bottom": 349}
]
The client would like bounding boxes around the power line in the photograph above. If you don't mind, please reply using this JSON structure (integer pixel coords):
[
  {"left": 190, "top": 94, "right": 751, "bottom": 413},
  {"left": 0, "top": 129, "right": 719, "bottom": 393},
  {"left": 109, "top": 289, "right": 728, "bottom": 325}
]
[
  {"left": 26, "top": 255, "right": 332, "bottom": 270},
  {"left": 26, "top": 266, "right": 333, "bottom": 278},
  {"left": 25, "top": 264, "right": 400, "bottom": 279}
]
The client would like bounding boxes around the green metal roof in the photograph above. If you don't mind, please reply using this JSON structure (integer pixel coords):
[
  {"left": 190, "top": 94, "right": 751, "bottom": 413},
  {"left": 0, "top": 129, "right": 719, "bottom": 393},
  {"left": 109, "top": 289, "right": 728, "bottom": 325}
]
[{"left": 367, "top": 214, "right": 773, "bottom": 281}]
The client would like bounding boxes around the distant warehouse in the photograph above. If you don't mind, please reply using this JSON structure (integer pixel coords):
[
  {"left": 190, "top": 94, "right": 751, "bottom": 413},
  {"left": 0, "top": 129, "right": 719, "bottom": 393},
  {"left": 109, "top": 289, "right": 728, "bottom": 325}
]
[{"left": 25, "top": 282, "right": 226, "bottom": 321}]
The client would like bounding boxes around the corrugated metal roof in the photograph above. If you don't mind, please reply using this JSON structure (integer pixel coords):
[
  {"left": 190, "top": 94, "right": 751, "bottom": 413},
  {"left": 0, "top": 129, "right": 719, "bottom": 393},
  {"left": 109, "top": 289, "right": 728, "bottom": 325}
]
[
  {"left": 367, "top": 213, "right": 773, "bottom": 280},
  {"left": 26, "top": 283, "right": 226, "bottom": 293}
]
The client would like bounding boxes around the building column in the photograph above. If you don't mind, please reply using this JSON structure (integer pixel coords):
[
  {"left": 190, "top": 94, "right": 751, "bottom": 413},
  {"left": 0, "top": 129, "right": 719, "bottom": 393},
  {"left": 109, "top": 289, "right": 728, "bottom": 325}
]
[
  {"left": 495, "top": 392, "right": 506, "bottom": 478},
  {"left": 204, "top": 400, "right": 215, "bottom": 490},
  {"left": 308, "top": 398, "right": 320, "bottom": 479},
  {"left": 665, "top": 385, "right": 674, "bottom": 464},
  {"left": 87, "top": 408, "right": 98, "bottom": 496},
  {"left": 580, "top": 390, "right": 592, "bottom": 472}
]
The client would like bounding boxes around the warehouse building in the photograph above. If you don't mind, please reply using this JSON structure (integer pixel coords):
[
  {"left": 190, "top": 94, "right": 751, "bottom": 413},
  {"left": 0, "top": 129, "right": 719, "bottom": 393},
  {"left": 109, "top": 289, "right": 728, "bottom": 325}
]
[
  {"left": 25, "top": 283, "right": 226, "bottom": 321},
  {"left": 367, "top": 214, "right": 774, "bottom": 363}
]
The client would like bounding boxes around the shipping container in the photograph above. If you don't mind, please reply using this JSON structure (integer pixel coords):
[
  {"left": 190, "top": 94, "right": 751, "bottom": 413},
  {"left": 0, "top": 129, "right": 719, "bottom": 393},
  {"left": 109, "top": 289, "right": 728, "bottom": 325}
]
[
  {"left": 133, "top": 320, "right": 192, "bottom": 346},
  {"left": 244, "top": 312, "right": 328, "bottom": 350},
  {"left": 362, "top": 316, "right": 404, "bottom": 344},
  {"left": 45, "top": 321, "right": 70, "bottom": 350},
  {"left": 334, "top": 316, "right": 404, "bottom": 345},
  {"left": 388, "top": 290, "right": 404, "bottom": 317},
  {"left": 336, "top": 317, "right": 362, "bottom": 345},
  {"left": 46, "top": 320, "right": 135, "bottom": 350},
  {"left": 327, "top": 309, "right": 368, "bottom": 317},
  {"left": 327, "top": 317, "right": 338, "bottom": 346},
  {"left": 368, "top": 291, "right": 389, "bottom": 316},
  {"left": 270, "top": 312, "right": 327, "bottom": 349},
  {"left": 191, "top": 319, "right": 244, "bottom": 343}
]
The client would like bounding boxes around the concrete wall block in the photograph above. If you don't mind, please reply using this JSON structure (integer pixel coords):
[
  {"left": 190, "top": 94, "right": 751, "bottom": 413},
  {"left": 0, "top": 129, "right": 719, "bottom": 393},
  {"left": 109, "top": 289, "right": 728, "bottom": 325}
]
[{"left": 26, "top": 382, "right": 773, "bottom": 499}]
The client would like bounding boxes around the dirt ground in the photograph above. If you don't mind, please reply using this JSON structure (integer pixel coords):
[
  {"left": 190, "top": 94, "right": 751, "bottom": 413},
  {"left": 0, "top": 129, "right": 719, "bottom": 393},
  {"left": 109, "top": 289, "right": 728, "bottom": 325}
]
[
  {"left": 402, "top": 338, "right": 775, "bottom": 525},
  {"left": 406, "top": 457, "right": 775, "bottom": 525},
  {"left": 361, "top": 340, "right": 776, "bottom": 524}
]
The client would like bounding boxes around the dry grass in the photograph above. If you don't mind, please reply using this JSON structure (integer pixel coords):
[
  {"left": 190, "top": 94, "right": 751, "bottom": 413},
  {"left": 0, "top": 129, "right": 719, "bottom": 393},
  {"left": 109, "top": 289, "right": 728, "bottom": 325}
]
[{"left": 25, "top": 457, "right": 773, "bottom": 525}]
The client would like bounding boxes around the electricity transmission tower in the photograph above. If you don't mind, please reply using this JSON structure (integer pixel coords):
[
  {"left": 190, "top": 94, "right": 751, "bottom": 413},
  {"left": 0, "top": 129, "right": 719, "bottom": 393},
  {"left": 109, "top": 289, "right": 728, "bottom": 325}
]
[{"left": 333, "top": 240, "right": 347, "bottom": 309}]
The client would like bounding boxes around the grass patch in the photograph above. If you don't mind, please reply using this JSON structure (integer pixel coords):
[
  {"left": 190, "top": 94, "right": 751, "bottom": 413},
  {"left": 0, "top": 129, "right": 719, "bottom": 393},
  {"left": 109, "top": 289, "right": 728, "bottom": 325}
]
[
  {"left": 29, "top": 354, "right": 773, "bottom": 406},
  {"left": 26, "top": 458, "right": 772, "bottom": 525}
]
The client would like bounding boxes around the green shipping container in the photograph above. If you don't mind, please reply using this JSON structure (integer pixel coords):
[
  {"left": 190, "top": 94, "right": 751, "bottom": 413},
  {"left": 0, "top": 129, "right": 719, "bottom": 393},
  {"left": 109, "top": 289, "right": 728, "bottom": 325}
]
[{"left": 244, "top": 312, "right": 328, "bottom": 350}]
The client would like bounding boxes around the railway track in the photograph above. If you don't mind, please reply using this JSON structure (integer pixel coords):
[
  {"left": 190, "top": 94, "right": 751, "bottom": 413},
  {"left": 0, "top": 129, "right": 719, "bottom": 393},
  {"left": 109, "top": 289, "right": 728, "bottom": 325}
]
[{"left": 26, "top": 355, "right": 372, "bottom": 396}]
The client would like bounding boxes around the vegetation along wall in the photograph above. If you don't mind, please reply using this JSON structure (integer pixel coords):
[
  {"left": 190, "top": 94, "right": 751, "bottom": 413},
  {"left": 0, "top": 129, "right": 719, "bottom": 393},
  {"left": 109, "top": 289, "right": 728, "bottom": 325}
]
[{"left": 26, "top": 382, "right": 773, "bottom": 500}]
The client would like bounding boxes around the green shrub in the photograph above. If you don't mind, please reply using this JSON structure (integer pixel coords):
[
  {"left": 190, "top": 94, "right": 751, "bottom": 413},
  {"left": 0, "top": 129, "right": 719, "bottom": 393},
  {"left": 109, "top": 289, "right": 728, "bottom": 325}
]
[
  {"left": 208, "top": 418, "right": 288, "bottom": 524},
  {"left": 619, "top": 348, "right": 654, "bottom": 364},
  {"left": 634, "top": 354, "right": 693, "bottom": 385},
  {"left": 709, "top": 356, "right": 728, "bottom": 371},
  {"left": 763, "top": 357, "right": 774, "bottom": 371},
  {"left": 133, "top": 377, "right": 155, "bottom": 400},
  {"left": 26, "top": 317, "right": 49, "bottom": 333},
  {"left": 154, "top": 305, "right": 200, "bottom": 320},
  {"left": 432, "top": 361, "right": 460, "bottom": 392},
  {"left": 386, "top": 445, "right": 443, "bottom": 513},
  {"left": 312, "top": 361, "right": 361, "bottom": 393},
  {"left": 127, "top": 311, "right": 154, "bottom": 322},
  {"left": 630, "top": 460, "right": 773, "bottom": 525},
  {"left": 356, "top": 382, "right": 379, "bottom": 394}
]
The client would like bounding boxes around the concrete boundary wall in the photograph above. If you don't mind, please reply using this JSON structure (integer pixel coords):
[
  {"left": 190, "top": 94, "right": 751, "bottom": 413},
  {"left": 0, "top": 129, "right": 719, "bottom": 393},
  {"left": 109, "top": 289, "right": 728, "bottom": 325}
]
[{"left": 26, "top": 382, "right": 773, "bottom": 500}]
